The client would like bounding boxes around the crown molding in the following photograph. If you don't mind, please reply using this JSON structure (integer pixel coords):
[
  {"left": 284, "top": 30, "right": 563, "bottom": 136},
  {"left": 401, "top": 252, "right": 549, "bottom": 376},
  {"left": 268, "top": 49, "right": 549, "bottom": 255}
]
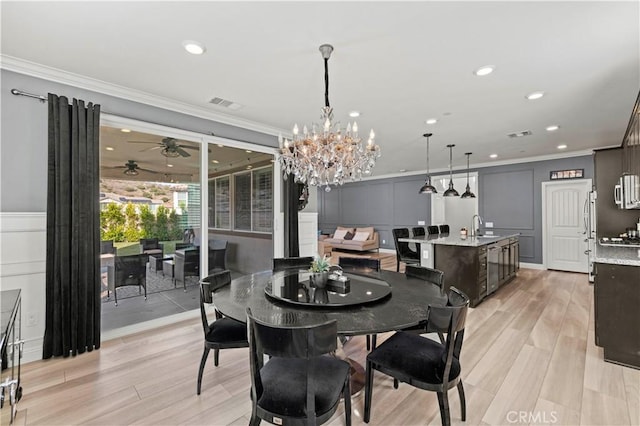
[
  {"left": 360, "top": 148, "right": 597, "bottom": 183},
  {"left": 1, "top": 55, "right": 287, "bottom": 137}
]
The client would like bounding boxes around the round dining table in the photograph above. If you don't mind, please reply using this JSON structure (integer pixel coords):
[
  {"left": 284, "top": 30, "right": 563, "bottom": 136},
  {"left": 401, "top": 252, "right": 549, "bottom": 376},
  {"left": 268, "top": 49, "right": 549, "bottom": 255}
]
[
  {"left": 214, "top": 268, "right": 448, "bottom": 335},
  {"left": 213, "top": 268, "right": 448, "bottom": 394}
]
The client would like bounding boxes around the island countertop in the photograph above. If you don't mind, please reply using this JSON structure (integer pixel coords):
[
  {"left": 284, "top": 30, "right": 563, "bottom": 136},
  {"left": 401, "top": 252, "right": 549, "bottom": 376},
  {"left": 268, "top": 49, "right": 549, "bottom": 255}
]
[
  {"left": 399, "top": 233, "right": 520, "bottom": 247},
  {"left": 594, "top": 244, "right": 640, "bottom": 266}
]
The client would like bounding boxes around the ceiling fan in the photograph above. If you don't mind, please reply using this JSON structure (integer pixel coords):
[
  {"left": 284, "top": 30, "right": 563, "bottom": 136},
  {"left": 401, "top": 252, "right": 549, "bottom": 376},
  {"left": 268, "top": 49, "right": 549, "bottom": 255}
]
[
  {"left": 128, "top": 137, "right": 198, "bottom": 158},
  {"left": 106, "top": 160, "right": 160, "bottom": 176}
]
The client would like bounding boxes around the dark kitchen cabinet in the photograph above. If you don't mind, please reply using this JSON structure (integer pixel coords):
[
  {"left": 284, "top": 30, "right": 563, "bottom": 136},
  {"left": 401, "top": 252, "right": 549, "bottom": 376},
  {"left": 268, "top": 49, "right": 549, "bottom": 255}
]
[
  {"left": 435, "top": 245, "right": 487, "bottom": 308},
  {"left": 593, "top": 262, "right": 640, "bottom": 368}
]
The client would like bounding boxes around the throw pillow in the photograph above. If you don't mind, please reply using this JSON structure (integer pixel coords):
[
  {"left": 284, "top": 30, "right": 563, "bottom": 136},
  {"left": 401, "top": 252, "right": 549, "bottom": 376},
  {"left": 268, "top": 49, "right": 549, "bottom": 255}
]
[
  {"left": 344, "top": 231, "right": 354, "bottom": 240},
  {"left": 353, "top": 231, "right": 370, "bottom": 242},
  {"left": 333, "top": 229, "right": 348, "bottom": 240}
]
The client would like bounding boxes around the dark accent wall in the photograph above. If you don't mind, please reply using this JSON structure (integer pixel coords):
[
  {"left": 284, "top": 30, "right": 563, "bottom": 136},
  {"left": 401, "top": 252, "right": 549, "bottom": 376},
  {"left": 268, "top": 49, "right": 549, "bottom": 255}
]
[
  {"left": 318, "top": 155, "right": 594, "bottom": 264},
  {"left": 1, "top": 70, "right": 277, "bottom": 270},
  {"left": 594, "top": 147, "right": 640, "bottom": 236}
]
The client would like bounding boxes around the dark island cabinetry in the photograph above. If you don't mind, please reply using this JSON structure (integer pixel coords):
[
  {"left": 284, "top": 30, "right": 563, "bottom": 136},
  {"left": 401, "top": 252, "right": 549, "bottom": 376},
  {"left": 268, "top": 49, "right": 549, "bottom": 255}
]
[
  {"left": 593, "top": 262, "right": 640, "bottom": 368},
  {"left": 435, "top": 245, "right": 487, "bottom": 307},
  {"left": 435, "top": 237, "right": 519, "bottom": 308}
]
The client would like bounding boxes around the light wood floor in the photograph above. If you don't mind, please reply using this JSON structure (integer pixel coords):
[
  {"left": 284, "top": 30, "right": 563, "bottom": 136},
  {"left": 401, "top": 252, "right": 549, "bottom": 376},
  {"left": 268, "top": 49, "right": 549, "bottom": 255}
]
[{"left": 15, "top": 258, "right": 640, "bottom": 425}]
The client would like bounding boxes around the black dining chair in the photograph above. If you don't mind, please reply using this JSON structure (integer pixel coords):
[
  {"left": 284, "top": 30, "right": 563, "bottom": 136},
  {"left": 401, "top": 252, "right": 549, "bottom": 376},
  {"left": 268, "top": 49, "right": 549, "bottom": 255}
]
[
  {"left": 197, "top": 270, "right": 249, "bottom": 395},
  {"left": 246, "top": 308, "right": 351, "bottom": 426},
  {"left": 364, "top": 287, "right": 470, "bottom": 426},
  {"left": 412, "top": 227, "right": 426, "bottom": 237},
  {"left": 338, "top": 257, "right": 381, "bottom": 275},
  {"left": 439, "top": 224, "right": 450, "bottom": 234},
  {"left": 272, "top": 256, "right": 314, "bottom": 272},
  {"left": 404, "top": 265, "right": 446, "bottom": 341},
  {"left": 338, "top": 257, "right": 382, "bottom": 351},
  {"left": 427, "top": 225, "right": 440, "bottom": 235},
  {"left": 391, "top": 228, "right": 420, "bottom": 272}
]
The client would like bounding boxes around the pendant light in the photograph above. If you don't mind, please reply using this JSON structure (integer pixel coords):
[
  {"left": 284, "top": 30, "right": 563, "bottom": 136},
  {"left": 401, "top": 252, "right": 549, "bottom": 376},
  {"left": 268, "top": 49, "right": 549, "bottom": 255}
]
[
  {"left": 443, "top": 144, "right": 459, "bottom": 197},
  {"left": 418, "top": 133, "right": 437, "bottom": 194},
  {"left": 460, "top": 152, "right": 476, "bottom": 198}
]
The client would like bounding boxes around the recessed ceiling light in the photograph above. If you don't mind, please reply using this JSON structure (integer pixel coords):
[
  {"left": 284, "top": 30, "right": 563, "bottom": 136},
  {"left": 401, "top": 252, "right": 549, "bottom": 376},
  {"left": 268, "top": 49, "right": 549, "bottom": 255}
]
[
  {"left": 120, "top": 129, "right": 131, "bottom": 133},
  {"left": 167, "top": 164, "right": 174, "bottom": 168},
  {"left": 557, "top": 144, "right": 567, "bottom": 150},
  {"left": 474, "top": 65, "right": 494, "bottom": 76},
  {"left": 490, "top": 154, "right": 498, "bottom": 159},
  {"left": 526, "top": 91, "right": 545, "bottom": 100},
  {"left": 270, "top": 159, "right": 275, "bottom": 163},
  {"left": 426, "top": 118, "right": 438, "bottom": 125},
  {"left": 105, "top": 146, "right": 114, "bottom": 151},
  {"left": 182, "top": 40, "right": 206, "bottom": 55},
  {"left": 211, "top": 159, "right": 219, "bottom": 164},
  {"left": 546, "top": 125, "right": 560, "bottom": 132},
  {"left": 349, "top": 111, "right": 360, "bottom": 118},
  {"left": 399, "top": 169, "right": 407, "bottom": 173},
  {"left": 217, "top": 144, "right": 224, "bottom": 148},
  {"left": 245, "top": 150, "right": 252, "bottom": 153},
  {"left": 246, "top": 165, "right": 253, "bottom": 170}
]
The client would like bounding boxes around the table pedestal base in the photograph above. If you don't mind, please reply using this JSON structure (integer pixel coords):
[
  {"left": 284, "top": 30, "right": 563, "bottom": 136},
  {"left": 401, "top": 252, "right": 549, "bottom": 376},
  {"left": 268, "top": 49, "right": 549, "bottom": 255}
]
[{"left": 346, "top": 358, "right": 366, "bottom": 396}]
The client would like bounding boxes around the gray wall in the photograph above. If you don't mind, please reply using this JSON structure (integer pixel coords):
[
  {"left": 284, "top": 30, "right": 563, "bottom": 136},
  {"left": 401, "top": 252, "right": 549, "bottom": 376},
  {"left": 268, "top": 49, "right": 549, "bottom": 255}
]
[
  {"left": 318, "top": 155, "right": 594, "bottom": 264},
  {"left": 0, "top": 69, "right": 276, "bottom": 267}
]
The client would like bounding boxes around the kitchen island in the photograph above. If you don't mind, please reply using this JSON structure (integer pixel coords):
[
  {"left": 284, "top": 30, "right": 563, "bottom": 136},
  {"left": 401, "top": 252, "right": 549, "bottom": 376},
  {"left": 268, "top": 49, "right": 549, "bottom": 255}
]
[
  {"left": 399, "top": 233, "right": 520, "bottom": 307},
  {"left": 592, "top": 244, "right": 640, "bottom": 369}
]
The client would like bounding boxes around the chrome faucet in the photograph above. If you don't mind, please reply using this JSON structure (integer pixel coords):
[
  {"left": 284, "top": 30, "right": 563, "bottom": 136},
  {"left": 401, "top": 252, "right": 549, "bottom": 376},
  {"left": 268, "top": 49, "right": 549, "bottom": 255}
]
[{"left": 471, "top": 214, "right": 483, "bottom": 237}]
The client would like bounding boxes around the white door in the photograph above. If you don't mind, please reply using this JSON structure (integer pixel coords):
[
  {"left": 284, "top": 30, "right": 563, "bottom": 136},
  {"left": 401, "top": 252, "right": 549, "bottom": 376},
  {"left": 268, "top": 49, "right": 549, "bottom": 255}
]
[{"left": 543, "top": 179, "right": 591, "bottom": 272}]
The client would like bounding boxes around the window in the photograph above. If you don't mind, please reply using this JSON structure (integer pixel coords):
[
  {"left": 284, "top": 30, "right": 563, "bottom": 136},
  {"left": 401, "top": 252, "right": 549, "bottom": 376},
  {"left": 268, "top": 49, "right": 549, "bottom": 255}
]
[{"left": 208, "top": 166, "right": 273, "bottom": 233}]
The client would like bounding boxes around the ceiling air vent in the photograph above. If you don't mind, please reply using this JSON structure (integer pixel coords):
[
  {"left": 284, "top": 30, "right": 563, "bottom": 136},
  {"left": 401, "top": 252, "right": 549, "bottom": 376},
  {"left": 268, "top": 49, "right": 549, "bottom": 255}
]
[
  {"left": 209, "top": 97, "right": 243, "bottom": 110},
  {"left": 507, "top": 130, "right": 533, "bottom": 138}
]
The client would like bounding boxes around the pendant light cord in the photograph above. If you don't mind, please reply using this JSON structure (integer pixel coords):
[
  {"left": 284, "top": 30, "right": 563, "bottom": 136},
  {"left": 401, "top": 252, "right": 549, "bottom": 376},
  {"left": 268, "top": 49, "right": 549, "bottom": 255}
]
[
  {"left": 449, "top": 146, "right": 454, "bottom": 181},
  {"left": 324, "top": 57, "right": 330, "bottom": 108},
  {"left": 426, "top": 137, "right": 430, "bottom": 174}
]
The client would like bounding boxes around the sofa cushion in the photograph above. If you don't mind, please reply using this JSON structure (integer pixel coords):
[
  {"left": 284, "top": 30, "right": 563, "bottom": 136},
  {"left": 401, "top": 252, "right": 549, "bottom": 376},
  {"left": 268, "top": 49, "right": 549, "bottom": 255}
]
[
  {"left": 333, "top": 229, "right": 349, "bottom": 240},
  {"left": 344, "top": 231, "right": 354, "bottom": 240},
  {"left": 355, "top": 227, "right": 375, "bottom": 239},
  {"left": 353, "top": 231, "right": 370, "bottom": 242}
]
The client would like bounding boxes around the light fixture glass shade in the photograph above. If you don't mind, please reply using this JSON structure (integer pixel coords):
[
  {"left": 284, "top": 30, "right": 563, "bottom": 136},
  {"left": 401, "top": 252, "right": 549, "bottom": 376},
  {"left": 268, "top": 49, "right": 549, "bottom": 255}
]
[
  {"left": 161, "top": 148, "right": 180, "bottom": 158},
  {"left": 278, "top": 44, "right": 381, "bottom": 192},
  {"left": 460, "top": 152, "right": 476, "bottom": 198},
  {"left": 123, "top": 168, "right": 139, "bottom": 176},
  {"left": 443, "top": 144, "right": 459, "bottom": 197},
  {"left": 419, "top": 132, "right": 437, "bottom": 194}
]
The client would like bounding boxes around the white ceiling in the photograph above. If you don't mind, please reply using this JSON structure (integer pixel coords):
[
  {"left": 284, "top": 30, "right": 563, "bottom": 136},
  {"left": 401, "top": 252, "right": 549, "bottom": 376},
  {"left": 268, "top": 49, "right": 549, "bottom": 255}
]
[{"left": 2, "top": 1, "right": 639, "bottom": 177}]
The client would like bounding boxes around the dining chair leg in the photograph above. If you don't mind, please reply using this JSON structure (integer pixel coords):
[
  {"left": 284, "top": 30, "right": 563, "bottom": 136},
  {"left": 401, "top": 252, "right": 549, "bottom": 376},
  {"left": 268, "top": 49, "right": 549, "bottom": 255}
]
[
  {"left": 371, "top": 335, "right": 377, "bottom": 350},
  {"left": 249, "top": 410, "right": 260, "bottom": 426},
  {"left": 457, "top": 381, "right": 466, "bottom": 421},
  {"left": 437, "top": 391, "right": 451, "bottom": 426},
  {"left": 197, "top": 347, "right": 210, "bottom": 395},
  {"left": 344, "top": 375, "right": 351, "bottom": 426},
  {"left": 363, "top": 360, "right": 374, "bottom": 423},
  {"left": 214, "top": 348, "right": 220, "bottom": 366},
  {"left": 393, "top": 378, "right": 399, "bottom": 389},
  {"left": 366, "top": 335, "right": 371, "bottom": 351}
]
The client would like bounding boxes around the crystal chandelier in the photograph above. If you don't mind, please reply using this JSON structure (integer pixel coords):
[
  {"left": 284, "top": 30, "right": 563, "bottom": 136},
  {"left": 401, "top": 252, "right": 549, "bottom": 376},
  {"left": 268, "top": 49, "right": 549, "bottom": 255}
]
[{"left": 278, "top": 44, "right": 381, "bottom": 192}]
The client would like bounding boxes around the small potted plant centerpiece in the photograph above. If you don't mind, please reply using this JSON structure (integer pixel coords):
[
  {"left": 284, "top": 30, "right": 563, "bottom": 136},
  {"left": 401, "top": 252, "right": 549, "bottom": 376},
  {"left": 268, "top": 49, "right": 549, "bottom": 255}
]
[{"left": 309, "top": 255, "right": 331, "bottom": 288}]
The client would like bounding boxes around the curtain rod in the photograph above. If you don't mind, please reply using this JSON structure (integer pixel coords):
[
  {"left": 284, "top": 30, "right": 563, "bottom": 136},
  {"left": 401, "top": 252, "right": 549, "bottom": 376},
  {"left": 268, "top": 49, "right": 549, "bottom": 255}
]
[
  {"left": 11, "top": 88, "right": 46, "bottom": 102},
  {"left": 10, "top": 87, "right": 278, "bottom": 148}
]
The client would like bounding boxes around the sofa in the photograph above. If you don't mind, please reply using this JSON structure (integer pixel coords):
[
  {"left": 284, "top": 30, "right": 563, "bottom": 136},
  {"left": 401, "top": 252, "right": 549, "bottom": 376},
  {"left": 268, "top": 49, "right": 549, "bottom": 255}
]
[{"left": 323, "top": 226, "right": 379, "bottom": 252}]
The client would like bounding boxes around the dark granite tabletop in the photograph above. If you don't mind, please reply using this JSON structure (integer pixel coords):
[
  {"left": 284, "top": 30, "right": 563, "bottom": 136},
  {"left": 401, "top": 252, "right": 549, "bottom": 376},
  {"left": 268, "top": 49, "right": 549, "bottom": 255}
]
[{"left": 213, "top": 269, "right": 448, "bottom": 336}]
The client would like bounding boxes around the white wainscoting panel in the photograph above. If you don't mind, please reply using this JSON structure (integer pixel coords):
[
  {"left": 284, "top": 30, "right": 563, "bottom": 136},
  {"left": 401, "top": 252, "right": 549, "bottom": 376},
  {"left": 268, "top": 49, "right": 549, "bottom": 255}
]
[{"left": 0, "top": 212, "right": 47, "bottom": 363}]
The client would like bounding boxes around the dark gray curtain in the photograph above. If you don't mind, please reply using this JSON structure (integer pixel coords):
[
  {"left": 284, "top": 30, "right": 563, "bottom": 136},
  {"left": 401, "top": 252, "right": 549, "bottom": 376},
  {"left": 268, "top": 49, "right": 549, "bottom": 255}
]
[
  {"left": 283, "top": 178, "right": 301, "bottom": 257},
  {"left": 43, "top": 94, "right": 101, "bottom": 359}
]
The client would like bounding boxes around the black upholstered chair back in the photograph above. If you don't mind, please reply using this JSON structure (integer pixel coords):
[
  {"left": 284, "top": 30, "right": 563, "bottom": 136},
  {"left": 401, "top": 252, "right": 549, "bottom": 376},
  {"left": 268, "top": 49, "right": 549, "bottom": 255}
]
[
  {"left": 100, "top": 240, "right": 115, "bottom": 254},
  {"left": 338, "top": 257, "right": 381, "bottom": 275},
  {"left": 392, "top": 228, "right": 412, "bottom": 256},
  {"left": 114, "top": 253, "right": 148, "bottom": 280},
  {"left": 439, "top": 224, "right": 450, "bottom": 234},
  {"left": 412, "top": 227, "right": 426, "bottom": 237},
  {"left": 140, "top": 238, "right": 161, "bottom": 250},
  {"left": 272, "top": 256, "right": 314, "bottom": 272},
  {"left": 405, "top": 265, "right": 445, "bottom": 289},
  {"left": 427, "top": 225, "right": 440, "bottom": 235},
  {"left": 199, "top": 270, "right": 232, "bottom": 332}
]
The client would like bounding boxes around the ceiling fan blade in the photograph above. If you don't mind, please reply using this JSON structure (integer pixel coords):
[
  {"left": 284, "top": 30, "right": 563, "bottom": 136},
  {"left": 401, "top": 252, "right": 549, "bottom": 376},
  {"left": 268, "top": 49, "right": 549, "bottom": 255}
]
[
  {"left": 177, "top": 145, "right": 199, "bottom": 150},
  {"left": 128, "top": 140, "right": 161, "bottom": 144},
  {"left": 139, "top": 146, "right": 163, "bottom": 152},
  {"left": 138, "top": 167, "right": 161, "bottom": 174},
  {"left": 176, "top": 147, "right": 191, "bottom": 157}
]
